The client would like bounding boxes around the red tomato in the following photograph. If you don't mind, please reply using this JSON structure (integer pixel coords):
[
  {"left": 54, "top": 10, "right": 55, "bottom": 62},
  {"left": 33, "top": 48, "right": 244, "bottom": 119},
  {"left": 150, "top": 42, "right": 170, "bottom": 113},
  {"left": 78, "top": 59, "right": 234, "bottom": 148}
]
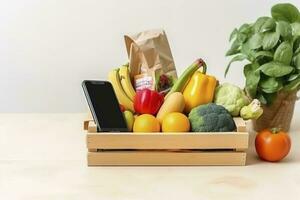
[
  {"left": 134, "top": 89, "right": 164, "bottom": 115},
  {"left": 255, "top": 128, "right": 291, "bottom": 162}
]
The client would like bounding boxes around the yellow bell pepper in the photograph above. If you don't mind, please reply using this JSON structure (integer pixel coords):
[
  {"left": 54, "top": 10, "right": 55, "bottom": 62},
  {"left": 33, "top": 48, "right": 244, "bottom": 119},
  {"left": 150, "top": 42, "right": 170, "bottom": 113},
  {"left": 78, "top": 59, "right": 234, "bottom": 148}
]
[{"left": 183, "top": 63, "right": 217, "bottom": 113}]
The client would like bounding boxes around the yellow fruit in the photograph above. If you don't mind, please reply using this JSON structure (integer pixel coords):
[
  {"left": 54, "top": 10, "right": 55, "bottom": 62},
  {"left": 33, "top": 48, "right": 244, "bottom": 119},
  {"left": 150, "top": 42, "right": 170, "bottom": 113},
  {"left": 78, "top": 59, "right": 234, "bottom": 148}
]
[
  {"left": 156, "top": 92, "right": 185, "bottom": 123},
  {"left": 133, "top": 114, "right": 160, "bottom": 133},
  {"left": 108, "top": 69, "right": 134, "bottom": 112},
  {"left": 119, "top": 65, "right": 136, "bottom": 101},
  {"left": 162, "top": 112, "right": 190, "bottom": 132}
]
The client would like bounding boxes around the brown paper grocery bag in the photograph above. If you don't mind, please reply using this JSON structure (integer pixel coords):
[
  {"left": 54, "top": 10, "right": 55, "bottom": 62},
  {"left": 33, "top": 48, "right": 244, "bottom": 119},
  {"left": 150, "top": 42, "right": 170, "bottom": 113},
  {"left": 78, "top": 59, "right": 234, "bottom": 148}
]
[{"left": 124, "top": 29, "right": 177, "bottom": 94}]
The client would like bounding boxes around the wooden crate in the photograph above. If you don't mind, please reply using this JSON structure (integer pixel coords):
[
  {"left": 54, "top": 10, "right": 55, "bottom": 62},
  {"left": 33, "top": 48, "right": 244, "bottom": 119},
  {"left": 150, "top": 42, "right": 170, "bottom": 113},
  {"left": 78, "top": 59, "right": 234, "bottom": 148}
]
[{"left": 83, "top": 117, "right": 249, "bottom": 166}]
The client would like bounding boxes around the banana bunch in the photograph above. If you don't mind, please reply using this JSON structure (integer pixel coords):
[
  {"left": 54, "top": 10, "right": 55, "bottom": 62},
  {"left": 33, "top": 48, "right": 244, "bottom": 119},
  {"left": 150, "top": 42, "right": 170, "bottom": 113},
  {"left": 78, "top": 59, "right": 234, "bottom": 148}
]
[{"left": 108, "top": 64, "right": 136, "bottom": 112}]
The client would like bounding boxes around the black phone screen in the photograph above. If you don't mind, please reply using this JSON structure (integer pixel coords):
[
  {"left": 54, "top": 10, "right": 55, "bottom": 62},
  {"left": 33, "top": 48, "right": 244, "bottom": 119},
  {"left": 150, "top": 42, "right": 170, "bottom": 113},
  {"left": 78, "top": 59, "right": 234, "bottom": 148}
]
[{"left": 82, "top": 81, "right": 128, "bottom": 132}]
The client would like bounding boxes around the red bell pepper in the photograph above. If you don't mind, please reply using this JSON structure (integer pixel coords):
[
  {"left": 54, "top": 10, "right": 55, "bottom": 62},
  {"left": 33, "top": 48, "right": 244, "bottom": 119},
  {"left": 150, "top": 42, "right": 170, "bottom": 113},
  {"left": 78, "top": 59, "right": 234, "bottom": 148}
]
[{"left": 134, "top": 89, "right": 164, "bottom": 115}]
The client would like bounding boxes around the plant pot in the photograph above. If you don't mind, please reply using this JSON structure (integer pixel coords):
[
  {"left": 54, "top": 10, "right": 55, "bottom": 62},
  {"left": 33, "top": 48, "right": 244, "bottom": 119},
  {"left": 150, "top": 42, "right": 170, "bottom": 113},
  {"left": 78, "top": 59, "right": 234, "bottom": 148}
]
[{"left": 252, "top": 91, "right": 298, "bottom": 132}]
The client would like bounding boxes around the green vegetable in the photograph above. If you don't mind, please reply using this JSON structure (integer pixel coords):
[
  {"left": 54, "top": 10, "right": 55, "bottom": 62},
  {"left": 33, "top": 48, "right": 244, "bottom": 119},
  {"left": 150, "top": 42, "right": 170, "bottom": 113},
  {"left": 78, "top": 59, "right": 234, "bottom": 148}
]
[
  {"left": 240, "top": 99, "right": 263, "bottom": 120},
  {"left": 262, "top": 32, "right": 280, "bottom": 50},
  {"left": 225, "top": 3, "right": 300, "bottom": 105},
  {"left": 214, "top": 83, "right": 250, "bottom": 116},
  {"left": 188, "top": 103, "right": 236, "bottom": 132},
  {"left": 274, "top": 41, "right": 293, "bottom": 65},
  {"left": 271, "top": 3, "right": 300, "bottom": 23},
  {"left": 259, "top": 62, "right": 294, "bottom": 77},
  {"left": 276, "top": 21, "right": 292, "bottom": 39}
]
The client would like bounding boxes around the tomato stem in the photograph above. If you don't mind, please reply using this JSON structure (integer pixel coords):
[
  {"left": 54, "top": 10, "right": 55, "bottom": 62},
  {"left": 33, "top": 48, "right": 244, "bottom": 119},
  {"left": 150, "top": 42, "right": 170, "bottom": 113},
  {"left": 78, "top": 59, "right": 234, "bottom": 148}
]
[{"left": 271, "top": 127, "right": 281, "bottom": 134}]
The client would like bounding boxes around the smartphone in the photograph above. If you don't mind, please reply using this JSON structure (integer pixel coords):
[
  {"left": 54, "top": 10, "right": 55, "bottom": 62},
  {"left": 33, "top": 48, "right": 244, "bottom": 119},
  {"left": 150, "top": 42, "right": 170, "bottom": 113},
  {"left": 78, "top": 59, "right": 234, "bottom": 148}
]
[{"left": 82, "top": 80, "right": 128, "bottom": 132}]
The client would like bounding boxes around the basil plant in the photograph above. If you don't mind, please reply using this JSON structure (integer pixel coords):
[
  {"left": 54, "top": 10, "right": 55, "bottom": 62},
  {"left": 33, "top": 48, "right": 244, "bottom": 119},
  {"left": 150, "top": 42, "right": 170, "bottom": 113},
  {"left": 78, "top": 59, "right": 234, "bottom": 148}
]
[{"left": 226, "top": 3, "right": 300, "bottom": 105}]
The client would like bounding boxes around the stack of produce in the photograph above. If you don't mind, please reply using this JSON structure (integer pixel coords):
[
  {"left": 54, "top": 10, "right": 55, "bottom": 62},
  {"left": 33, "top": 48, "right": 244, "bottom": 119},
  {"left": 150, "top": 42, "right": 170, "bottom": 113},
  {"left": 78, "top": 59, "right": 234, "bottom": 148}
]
[{"left": 108, "top": 58, "right": 263, "bottom": 133}]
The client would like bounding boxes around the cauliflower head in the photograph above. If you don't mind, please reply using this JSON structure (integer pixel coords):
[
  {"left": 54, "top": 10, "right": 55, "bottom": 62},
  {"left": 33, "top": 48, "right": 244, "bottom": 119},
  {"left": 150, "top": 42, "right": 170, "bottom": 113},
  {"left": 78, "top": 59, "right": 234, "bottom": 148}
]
[{"left": 214, "top": 83, "right": 250, "bottom": 116}]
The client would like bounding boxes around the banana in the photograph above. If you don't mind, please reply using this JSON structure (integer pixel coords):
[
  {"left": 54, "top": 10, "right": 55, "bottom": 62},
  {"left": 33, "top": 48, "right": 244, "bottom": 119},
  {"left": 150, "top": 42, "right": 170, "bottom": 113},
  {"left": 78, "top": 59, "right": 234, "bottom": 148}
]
[
  {"left": 108, "top": 69, "right": 134, "bottom": 112},
  {"left": 119, "top": 65, "right": 136, "bottom": 101}
]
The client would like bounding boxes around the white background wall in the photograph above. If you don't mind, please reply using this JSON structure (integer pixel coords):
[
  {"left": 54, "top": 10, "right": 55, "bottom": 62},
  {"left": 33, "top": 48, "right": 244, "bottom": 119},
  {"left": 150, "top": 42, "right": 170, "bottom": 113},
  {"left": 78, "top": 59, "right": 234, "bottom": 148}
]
[{"left": 1, "top": 0, "right": 299, "bottom": 112}]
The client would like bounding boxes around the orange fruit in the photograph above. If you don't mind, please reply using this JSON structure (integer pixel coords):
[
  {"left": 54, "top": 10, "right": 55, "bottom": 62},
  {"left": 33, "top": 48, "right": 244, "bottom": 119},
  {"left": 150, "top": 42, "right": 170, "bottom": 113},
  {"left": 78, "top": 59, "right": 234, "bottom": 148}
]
[
  {"left": 133, "top": 114, "right": 160, "bottom": 133},
  {"left": 162, "top": 112, "right": 190, "bottom": 132}
]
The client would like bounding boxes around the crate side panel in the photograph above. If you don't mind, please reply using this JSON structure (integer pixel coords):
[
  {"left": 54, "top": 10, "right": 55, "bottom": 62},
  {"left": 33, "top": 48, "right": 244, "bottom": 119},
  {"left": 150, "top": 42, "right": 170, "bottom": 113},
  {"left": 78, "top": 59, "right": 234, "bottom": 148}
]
[{"left": 86, "top": 132, "right": 249, "bottom": 150}]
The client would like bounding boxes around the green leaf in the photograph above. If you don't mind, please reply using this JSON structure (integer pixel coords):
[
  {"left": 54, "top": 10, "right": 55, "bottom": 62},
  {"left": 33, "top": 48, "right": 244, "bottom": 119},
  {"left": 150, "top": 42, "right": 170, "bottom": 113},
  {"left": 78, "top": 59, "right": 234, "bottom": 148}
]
[
  {"left": 257, "top": 93, "right": 267, "bottom": 104},
  {"left": 260, "top": 61, "right": 294, "bottom": 77},
  {"left": 292, "top": 53, "right": 300, "bottom": 69},
  {"left": 239, "top": 23, "right": 252, "bottom": 34},
  {"left": 271, "top": 3, "right": 300, "bottom": 23},
  {"left": 288, "top": 74, "right": 299, "bottom": 81},
  {"left": 276, "top": 21, "right": 292, "bottom": 39},
  {"left": 244, "top": 63, "right": 260, "bottom": 98},
  {"left": 241, "top": 42, "right": 255, "bottom": 61},
  {"left": 226, "top": 39, "right": 241, "bottom": 56},
  {"left": 262, "top": 32, "right": 280, "bottom": 50},
  {"left": 254, "top": 51, "right": 273, "bottom": 59},
  {"left": 259, "top": 77, "right": 282, "bottom": 93},
  {"left": 293, "top": 37, "right": 300, "bottom": 54},
  {"left": 225, "top": 54, "right": 247, "bottom": 77},
  {"left": 260, "top": 18, "right": 276, "bottom": 32},
  {"left": 229, "top": 28, "right": 238, "bottom": 42},
  {"left": 292, "top": 22, "right": 300, "bottom": 36},
  {"left": 237, "top": 32, "right": 248, "bottom": 43},
  {"left": 284, "top": 77, "right": 300, "bottom": 91},
  {"left": 274, "top": 41, "right": 293, "bottom": 65},
  {"left": 248, "top": 33, "right": 263, "bottom": 49},
  {"left": 295, "top": 47, "right": 300, "bottom": 55},
  {"left": 254, "top": 17, "right": 271, "bottom": 32}
]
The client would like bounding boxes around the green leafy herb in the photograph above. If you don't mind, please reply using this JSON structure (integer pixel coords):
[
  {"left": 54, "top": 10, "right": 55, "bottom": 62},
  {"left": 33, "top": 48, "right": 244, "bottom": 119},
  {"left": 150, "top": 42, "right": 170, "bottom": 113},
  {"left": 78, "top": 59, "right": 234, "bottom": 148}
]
[
  {"left": 225, "top": 3, "right": 300, "bottom": 105},
  {"left": 276, "top": 21, "right": 292, "bottom": 39},
  {"left": 262, "top": 32, "right": 280, "bottom": 50},
  {"left": 288, "top": 74, "right": 299, "bottom": 81},
  {"left": 259, "top": 77, "right": 282, "bottom": 93},
  {"left": 292, "top": 22, "right": 300, "bottom": 36},
  {"left": 274, "top": 41, "right": 293, "bottom": 65},
  {"left": 244, "top": 63, "right": 260, "bottom": 98},
  {"left": 248, "top": 33, "right": 263, "bottom": 49},
  {"left": 229, "top": 28, "right": 238, "bottom": 42},
  {"left": 293, "top": 53, "right": 300, "bottom": 69},
  {"left": 260, "top": 61, "right": 293, "bottom": 77},
  {"left": 226, "top": 40, "right": 240, "bottom": 56},
  {"left": 284, "top": 77, "right": 300, "bottom": 91},
  {"left": 271, "top": 3, "right": 300, "bottom": 23},
  {"left": 260, "top": 18, "right": 276, "bottom": 32},
  {"left": 293, "top": 37, "right": 300, "bottom": 54},
  {"left": 254, "top": 17, "right": 271, "bottom": 32},
  {"left": 239, "top": 23, "right": 252, "bottom": 34},
  {"left": 254, "top": 51, "right": 273, "bottom": 59}
]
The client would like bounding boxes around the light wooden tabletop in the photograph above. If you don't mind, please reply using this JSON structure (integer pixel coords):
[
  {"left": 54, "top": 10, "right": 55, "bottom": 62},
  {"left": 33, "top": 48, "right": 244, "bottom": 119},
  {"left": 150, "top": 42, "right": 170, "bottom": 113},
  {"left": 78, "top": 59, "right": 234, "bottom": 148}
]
[{"left": 1, "top": 109, "right": 300, "bottom": 200}]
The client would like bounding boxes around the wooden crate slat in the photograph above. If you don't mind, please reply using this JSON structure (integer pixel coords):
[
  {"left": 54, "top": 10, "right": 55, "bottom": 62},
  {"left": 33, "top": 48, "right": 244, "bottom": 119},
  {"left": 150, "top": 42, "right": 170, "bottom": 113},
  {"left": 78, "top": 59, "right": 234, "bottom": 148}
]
[
  {"left": 87, "top": 121, "right": 97, "bottom": 133},
  {"left": 86, "top": 132, "right": 248, "bottom": 150},
  {"left": 234, "top": 118, "right": 247, "bottom": 132},
  {"left": 87, "top": 151, "right": 247, "bottom": 166}
]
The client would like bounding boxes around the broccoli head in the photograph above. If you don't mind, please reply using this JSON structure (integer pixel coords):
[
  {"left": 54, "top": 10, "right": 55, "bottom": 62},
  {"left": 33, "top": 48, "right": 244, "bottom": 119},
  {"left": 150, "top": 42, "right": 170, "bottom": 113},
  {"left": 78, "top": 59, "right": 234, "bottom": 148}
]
[{"left": 188, "top": 103, "right": 236, "bottom": 132}]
